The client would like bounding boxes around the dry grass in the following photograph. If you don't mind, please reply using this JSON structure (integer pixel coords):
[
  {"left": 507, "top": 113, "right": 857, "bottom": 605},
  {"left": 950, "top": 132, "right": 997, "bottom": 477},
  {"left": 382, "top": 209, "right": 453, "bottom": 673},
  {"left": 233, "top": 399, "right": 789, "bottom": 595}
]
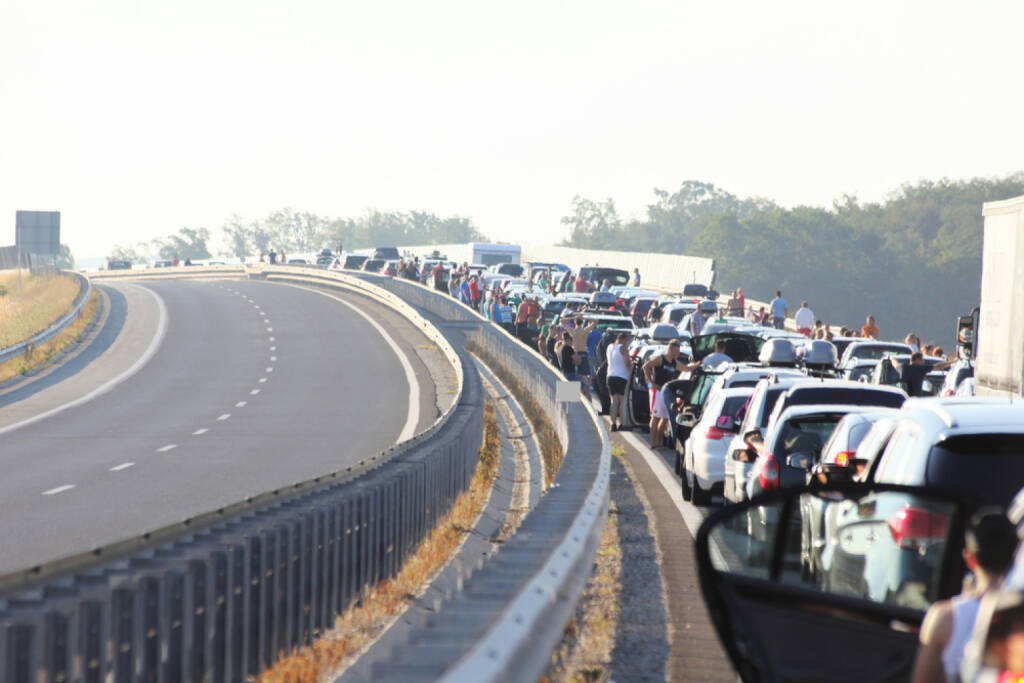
[
  {"left": 542, "top": 500, "right": 622, "bottom": 682},
  {"left": 257, "top": 399, "right": 502, "bottom": 683},
  {"left": 464, "top": 340, "right": 564, "bottom": 487},
  {"left": 0, "top": 289, "right": 101, "bottom": 384},
  {"left": 0, "top": 270, "right": 80, "bottom": 348}
]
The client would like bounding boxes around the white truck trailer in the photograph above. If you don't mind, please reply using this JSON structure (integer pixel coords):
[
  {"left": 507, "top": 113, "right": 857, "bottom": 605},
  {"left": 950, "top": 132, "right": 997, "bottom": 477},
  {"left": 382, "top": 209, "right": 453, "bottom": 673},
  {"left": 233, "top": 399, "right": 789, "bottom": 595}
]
[{"left": 974, "top": 194, "right": 1024, "bottom": 397}]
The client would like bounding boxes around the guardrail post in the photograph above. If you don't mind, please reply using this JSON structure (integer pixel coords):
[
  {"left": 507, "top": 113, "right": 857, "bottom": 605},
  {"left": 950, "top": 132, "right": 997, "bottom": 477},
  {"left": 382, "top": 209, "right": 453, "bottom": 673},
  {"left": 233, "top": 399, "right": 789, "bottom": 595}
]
[
  {"left": 242, "top": 535, "right": 263, "bottom": 678},
  {"left": 225, "top": 542, "right": 246, "bottom": 683},
  {"left": 78, "top": 596, "right": 108, "bottom": 683},
  {"left": 134, "top": 574, "right": 160, "bottom": 682},
  {"left": 109, "top": 585, "right": 134, "bottom": 683},
  {"left": 1, "top": 618, "right": 35, "bottom": 683},
  {"left": 160, "top": 569, "right": 185, "bottom": 683},
  {"left": 181, "top": 557, "right": 207, "bottom": 682},
  {"left": 297, "top": 513, "right": 313, "bottom": 647},
  {"left": 206, "top": 549, "right": 228, "bottom": 682},
  {"left": 311, "top": 506, "right": 328, "bottom": 636}
]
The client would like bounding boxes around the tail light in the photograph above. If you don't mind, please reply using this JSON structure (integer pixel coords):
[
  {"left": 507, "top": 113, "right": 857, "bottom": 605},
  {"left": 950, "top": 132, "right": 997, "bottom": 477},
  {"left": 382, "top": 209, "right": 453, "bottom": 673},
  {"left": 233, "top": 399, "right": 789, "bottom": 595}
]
[
  {"left": 616, "top": 298, "right": 625, "bottom": 308},
  {"left": 758, "top": 454, "right": 779, "bottom": 491},
  {"left": 887, "top": 507, "right": 950, "bottom": 550},
  {"left": 705, "top": 425, "right": 729, "bottom": 440},
  {"left": 834, "top": 450, "right": 856, "bottom": 467},
  {"left": 941, "top": 388, "right": 955, "bottom": 397}
]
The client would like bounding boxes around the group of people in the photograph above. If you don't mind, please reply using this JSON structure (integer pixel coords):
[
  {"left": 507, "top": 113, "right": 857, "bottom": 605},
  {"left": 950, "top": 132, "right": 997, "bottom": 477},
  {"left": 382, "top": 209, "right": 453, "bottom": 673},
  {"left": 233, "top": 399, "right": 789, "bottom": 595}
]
[{"left": 259, "top": 249, "right": 287, "bottom": 265}]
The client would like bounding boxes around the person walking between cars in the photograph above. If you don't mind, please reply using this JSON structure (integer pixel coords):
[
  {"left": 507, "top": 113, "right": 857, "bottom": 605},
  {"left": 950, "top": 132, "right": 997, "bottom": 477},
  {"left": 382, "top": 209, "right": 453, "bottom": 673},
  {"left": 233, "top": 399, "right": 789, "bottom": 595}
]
[
  {"left": 769, "top": 291, "right": 787, "bottom": 329},
  {"left": 794, "top": 301, "right": 815, "bottom": 336},
  {"left": 606, "top": 333, "right": 631, "bottom": 431},
  {"left": 911, "top": 509, "right": 1018, "bottom": 683},
  {"left": 468, "top": 275, "right": 481, "bottom": 311},
  {"left": 574, "top": 272, "right": 589, "bottom": 293},
  {"left": 642, "top": 340, "right": 700, "bottom": 449},
  {"left": 632, "top": 268, "right": 641, "bottom": 287}
]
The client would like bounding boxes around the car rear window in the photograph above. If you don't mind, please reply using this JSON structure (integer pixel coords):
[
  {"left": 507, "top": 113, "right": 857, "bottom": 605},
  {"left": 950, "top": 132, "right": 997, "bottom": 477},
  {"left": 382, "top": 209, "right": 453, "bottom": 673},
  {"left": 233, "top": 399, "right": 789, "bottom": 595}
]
[
  {"left": 925, "top": 434, "right": 1024, "bottom": 508},
  {"left": 759, "top": 387, "right": 786, "bottom": 427},
  {"left": 846, "top": 344, "right": 909, "bottom": 361},
  {"left": 786, "top": 386, "right": 904, "bottom": 409},
  {"left": 721, "top": 395, "right": 749, "bottom": 418},
  {"left": 776, "top": 415, "right": 845, "bottom": 457}
]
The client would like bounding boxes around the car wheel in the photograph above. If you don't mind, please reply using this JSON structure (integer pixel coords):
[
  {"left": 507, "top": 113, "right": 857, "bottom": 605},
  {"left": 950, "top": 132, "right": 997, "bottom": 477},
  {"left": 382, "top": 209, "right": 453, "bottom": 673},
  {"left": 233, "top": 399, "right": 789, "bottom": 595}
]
[
  {"left": 691, "top": 466, "right": 712, "bottom": 506},
  {"left": 681, "top": 454, "right": 693, "bottom": 502}
]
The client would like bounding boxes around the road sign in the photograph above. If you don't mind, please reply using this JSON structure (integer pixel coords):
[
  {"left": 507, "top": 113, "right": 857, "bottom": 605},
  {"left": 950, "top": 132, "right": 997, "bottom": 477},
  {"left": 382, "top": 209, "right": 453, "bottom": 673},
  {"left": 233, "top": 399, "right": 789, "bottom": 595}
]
[{"left": 15, "top": 211, "right": 60, "bottom": 255}]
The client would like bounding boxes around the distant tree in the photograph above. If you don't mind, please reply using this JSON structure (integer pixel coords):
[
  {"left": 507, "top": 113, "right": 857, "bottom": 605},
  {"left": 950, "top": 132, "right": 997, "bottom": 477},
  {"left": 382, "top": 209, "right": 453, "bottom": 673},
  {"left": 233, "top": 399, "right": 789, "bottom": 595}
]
[
  {"left": 56, "top": 244, "right": 75, "bottom": 269},
  {"left": 153, "top": 227, "right": 212, "bottom": 260},
  {"left": 108, "top": 244, "right": 148, "bottom": 264},
  {"left": 220, "top": 214, "right": 252, "bottom": 259}
]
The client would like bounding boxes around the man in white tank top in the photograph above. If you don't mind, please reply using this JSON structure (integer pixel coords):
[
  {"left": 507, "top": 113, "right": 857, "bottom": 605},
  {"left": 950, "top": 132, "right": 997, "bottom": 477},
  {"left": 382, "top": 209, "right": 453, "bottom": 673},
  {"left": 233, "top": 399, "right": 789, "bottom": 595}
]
[
  {"left": 606, "top": 333, "right": 631, "bottom": 431},
  {"left": 911, "top": 509, "right": 1019, "bottom": 683}
]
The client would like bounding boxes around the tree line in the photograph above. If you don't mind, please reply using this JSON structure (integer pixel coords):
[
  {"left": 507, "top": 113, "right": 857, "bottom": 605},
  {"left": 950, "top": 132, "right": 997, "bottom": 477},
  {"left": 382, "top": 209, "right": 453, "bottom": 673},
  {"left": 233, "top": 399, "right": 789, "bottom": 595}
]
[
  {"left": 560, "top": 174, "right": 1024, "bottom": 347},
  {"left": 110, "top": 208, "right": 484, "bottom": 264}
]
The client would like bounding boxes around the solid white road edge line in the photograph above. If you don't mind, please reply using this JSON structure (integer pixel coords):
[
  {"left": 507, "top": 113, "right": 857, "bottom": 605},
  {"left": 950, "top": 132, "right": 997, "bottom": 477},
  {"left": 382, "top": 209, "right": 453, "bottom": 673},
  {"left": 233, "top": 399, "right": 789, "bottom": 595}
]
[
  {"left": 0, "top": 283, "right": 169, "bottom": 437},
  {"left": 619, "top": 428, "right": 728, "bottom": 568},
  {"left": 276, "top": 283, "right": 421, "bottom": 443},
  {"left": 42, "top": 485, "right": 75, "bottom": 495}
]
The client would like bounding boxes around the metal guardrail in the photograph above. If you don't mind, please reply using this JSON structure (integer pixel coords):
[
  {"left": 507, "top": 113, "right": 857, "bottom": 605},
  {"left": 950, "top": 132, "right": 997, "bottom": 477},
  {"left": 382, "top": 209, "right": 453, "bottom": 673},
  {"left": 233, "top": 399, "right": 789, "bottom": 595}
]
[
  {"left": 354, "top": 273, "right": 611, "bottom": 683},
  {"left": 0, "top": 270, "right": 92, "bottom": 364},
  {"left": 0, "top": 268, "right": 483, "bottom": 682}
]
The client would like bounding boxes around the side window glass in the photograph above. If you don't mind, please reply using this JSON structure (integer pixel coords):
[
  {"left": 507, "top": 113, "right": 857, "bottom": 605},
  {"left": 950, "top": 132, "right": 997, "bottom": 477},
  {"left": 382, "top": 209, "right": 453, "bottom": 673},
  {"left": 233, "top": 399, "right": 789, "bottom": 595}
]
[{"left": 875, "top": 426, "right": 918, "bottom": 482}]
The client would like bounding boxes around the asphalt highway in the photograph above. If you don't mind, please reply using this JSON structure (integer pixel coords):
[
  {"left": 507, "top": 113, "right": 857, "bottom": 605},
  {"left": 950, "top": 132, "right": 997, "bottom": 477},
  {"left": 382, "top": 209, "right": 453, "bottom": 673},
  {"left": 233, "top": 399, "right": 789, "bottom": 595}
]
[{"left": 0, "top": 278, "right": 440, "bottom": 575}]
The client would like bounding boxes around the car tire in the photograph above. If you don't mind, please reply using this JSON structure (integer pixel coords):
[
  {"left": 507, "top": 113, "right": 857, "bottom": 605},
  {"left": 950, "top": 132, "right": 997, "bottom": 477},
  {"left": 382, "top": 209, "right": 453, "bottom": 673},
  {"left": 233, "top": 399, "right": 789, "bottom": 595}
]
[
  {"left": 692, "top": 472, "right": 712, "bottom": 506},
  {"left": 681, "top": 455, "right": 693, "bottom": 502}
]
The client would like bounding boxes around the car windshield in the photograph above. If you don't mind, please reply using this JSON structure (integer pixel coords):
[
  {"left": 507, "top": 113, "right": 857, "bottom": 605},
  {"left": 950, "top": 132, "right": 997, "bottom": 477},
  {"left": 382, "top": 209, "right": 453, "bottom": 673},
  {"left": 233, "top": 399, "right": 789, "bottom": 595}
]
[
  {"left": 776, "top": 414, "right": 845, "bottom": 458},
  {"left": 682, "top": 284, "right": 708, "bottom": 297},
  {"left": 846, "top": 344, "right": 910, "bottom": 361},
  {"left": 925, "top": 434, "right": 1024, "bottom": 507},
  {"left": 785, "top": 386, "right": 904, "bottom": 410}
]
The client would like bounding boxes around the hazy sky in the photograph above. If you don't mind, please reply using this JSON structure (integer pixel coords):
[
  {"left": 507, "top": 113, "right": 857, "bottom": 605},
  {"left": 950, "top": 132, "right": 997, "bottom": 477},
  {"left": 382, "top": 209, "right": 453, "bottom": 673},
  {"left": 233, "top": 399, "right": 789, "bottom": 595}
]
[{"left": 3, "top": 1, "right": 1023, "bottom": 260}]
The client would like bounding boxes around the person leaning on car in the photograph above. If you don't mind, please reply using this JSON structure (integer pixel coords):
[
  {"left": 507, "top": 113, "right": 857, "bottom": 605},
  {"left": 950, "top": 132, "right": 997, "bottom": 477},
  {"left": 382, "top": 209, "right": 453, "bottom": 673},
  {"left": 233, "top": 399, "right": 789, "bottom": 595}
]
[
  {"left": 642, "top": 340, "right": 701, "bottom": 449},
  {"left": 889, "top": 351, "right": 955, "bottom": 397}
]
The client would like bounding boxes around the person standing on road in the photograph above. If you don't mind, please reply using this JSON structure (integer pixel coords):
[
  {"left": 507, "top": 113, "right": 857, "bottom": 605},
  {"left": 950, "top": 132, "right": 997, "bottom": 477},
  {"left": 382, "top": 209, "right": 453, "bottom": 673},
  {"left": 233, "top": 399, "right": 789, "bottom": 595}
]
[
  {"left": 702, "top": 340, "right": 733, "bottom": 369},
  {"left": 911, "top": 509, "right": 1018, "bottom": 683},
  {"left": 642, "top": 340, "right": 700, "bottom": 449},
  {"left": 566, "top": 315, "right": 597, "bottom": 401},
  {"left": 432, "top": 262, "right": 445, "bottom": 292},
  {"left": 862, "top": 315, "right": 880, "bottom": 339},
  {"left": 468, "top": 275, "right": 481, "bottom": 311},
  {"left": 632, "top": 268, "right": 642, "bottom": 287},
  {"left": 727, "top": 289, "right": 743, "bottom": 317},
  {"left": 689, "top": 307, "right": 706, "bottom": 337},
  {"left": 574, "top": 272, "right": 589, "bottom": 293},
  {"left": 600, "top": 279, "right": 612, "bottom": 292},
  {"left": 794, "top": 301, "right": 815, "bottom": 336},
  {"left": 770, "top": 291, "right": 787, "bottom": 329},
  {"left": 557, "top": 332, "right": 579, "bottom": 381},
  {"left": 606, "top": 332, "right": 631, "bottom": 431},
  {"left": 889, "top": 352, "right": 955, "bottom": 397},
  {"left": 458, "top": 277, "right": 472, "bottom": 306}
]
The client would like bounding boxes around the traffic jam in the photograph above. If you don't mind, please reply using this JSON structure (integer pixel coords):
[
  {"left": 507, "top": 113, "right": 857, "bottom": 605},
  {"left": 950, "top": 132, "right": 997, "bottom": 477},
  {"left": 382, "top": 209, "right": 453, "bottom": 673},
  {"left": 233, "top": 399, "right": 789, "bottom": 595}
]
[{"left": 324, "top": 241, "right": 1024, "bottom": 682}]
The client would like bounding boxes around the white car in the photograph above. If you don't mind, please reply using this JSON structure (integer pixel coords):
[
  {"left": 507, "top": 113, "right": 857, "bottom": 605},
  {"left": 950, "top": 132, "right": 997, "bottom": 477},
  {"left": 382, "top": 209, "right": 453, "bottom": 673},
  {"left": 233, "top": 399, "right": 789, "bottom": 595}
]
[{"left": 682, "top": 386, "right": 755, "bottom": 505}]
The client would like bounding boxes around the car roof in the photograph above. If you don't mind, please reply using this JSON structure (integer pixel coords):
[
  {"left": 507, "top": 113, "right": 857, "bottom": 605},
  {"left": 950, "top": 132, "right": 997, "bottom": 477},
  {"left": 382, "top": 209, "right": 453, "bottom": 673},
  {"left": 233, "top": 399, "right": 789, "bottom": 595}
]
[{"left": 898, "top": 397, "right": 1024, "bottom": 432}]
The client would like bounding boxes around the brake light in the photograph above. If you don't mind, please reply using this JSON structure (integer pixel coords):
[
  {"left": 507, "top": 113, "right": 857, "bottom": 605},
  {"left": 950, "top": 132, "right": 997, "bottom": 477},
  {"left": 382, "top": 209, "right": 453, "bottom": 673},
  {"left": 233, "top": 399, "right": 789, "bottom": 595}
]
[
  {"left": 941, "top": 388, "right": 955, "bottom": 397},
  {"left": 834, "top": 450, "right": 855, "bottom": 467},
  {"left": 616, "top": 298, "right": 625, "bottom": 307},
  {"left": 758, "top": 454, "right": 779, "bottom": 491},
  {"left": 705, "top": 425, "right": 729, "bottom": 440},
  {"left": 887, "top": 507, "right": 950, "bottom": 550}
]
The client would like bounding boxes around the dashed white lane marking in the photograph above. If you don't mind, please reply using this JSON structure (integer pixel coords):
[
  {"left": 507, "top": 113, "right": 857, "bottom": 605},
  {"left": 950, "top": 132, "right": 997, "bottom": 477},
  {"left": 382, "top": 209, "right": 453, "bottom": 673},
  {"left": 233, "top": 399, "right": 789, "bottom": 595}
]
[
  {"left": 42, "top": 484, "right": 75, "bottom": 496},
  {"left": 0, "top": 285, "right": 169, "bottom": 437},
  {"left": 277, "top": 284, "right": 421, "bottom": 443},
  {"left": 156, "top": 444, "right": 177, "bottom": 453},
  {"left": 258, "top": 377, "right": 268, "bottom": 383},
  {"left": 193, "top": 428, "right": 209, "bottom": 435},
  {"left": 250, "top": 389, "right": 260, "bottom": 395},
  {"left": 269, "top": 336, "right": 276, "bottom": 342},
  {"left": 270, "top": 346, "right": 277, "bottom": 351},
  {"left": 217, "top": 413, "right": 230, "bottom": 421},
  {"left": 109, "top": 462, "right": 135, "bottom": 472},
  {"left": 265, "top": 367, "right": 274, "bottom": 372},
  {"left": 235, "top": 401, "right": 247, "bottom": 407},
  {"left": 266, "top": 327, "right": 273, "bottom": 332},
  {"left": 270, "top": 356, "right": 277, "bottom": 361}
]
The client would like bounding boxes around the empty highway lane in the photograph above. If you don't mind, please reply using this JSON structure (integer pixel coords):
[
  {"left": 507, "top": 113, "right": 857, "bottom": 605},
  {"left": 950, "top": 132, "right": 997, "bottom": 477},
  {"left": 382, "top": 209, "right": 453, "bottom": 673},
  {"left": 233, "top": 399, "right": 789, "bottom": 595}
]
[{"left": 0, "top": 277, "right": 442, "bottom": 575}]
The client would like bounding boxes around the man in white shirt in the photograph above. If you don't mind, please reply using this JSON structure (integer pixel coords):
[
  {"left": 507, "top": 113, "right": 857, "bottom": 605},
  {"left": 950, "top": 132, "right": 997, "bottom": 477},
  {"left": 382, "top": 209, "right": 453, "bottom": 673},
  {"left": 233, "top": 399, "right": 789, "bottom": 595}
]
[
  {"left": 794, "top": 301, "right": 815, "bottom": 336},
  {"left": 701, "top": 340, "right": 733, "bottom": 369}
]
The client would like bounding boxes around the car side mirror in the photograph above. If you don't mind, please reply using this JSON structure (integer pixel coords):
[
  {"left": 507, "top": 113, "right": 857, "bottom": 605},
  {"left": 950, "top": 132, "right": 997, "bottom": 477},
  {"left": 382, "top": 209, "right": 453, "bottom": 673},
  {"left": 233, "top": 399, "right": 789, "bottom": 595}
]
[
  {"left": 677, "top": 412, "right": 697, "bottom": 428},
  {"left": 731, "top": 448, "right": 752, "bottom": 463},
  {"left": 695, "top": 482, "right": 970, "bottom": 683},
  {"left": 786, "top": 451, "right": 813, "bottom": 470},
  {"left": 743, "top": 429, "right": 763, "bottom": 446}
]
